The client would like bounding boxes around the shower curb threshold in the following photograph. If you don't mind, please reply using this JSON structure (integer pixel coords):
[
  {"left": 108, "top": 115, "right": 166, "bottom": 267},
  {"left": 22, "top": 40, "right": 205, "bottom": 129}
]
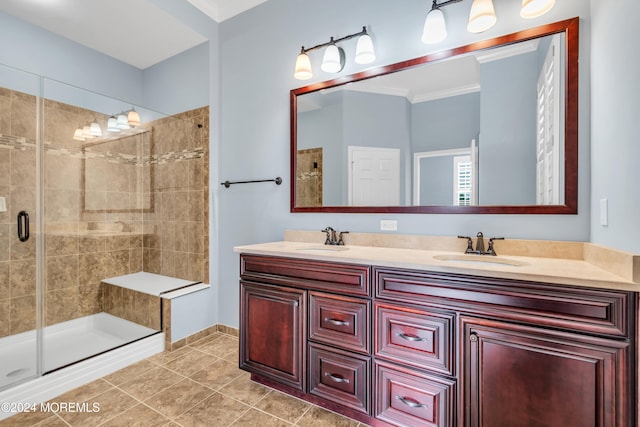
[{"left": 0, "top": 333, "right": 164, "bottom": 421}]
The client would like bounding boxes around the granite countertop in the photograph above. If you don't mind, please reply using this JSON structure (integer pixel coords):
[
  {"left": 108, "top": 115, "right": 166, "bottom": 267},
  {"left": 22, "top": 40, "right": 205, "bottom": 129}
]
[{"left": 235, "top": 233, "right": 640, "bottom": 292}]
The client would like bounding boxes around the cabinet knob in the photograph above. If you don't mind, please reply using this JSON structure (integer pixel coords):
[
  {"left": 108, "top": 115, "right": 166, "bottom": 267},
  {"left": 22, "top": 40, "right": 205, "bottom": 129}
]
[
  {"left": 469, "top": 333, "right": 478, "bottom": 342},
  {"left": 396, "top": 395, "right": 427, "bottom": 409},
  {"left": 396, "top": 332, "right": 427, "bottom": 343},
  {"left": 324, "top": 372, "right": 350, "bottom": 384}
]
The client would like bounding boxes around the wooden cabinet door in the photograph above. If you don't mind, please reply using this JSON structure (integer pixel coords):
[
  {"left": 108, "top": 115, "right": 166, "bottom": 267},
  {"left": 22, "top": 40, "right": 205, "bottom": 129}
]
[
  {"left": 460, "top": 316, "right": 631, "bottom": 427},
  {"left": 240, "top": 281, "right": 306, "bottom": 391}
]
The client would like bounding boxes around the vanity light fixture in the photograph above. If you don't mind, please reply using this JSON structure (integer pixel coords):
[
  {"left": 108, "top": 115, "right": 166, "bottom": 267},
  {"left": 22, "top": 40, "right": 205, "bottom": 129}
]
[
  {"left": 320, "top": 39, "right": 345, "bottom": 73},
  {"left": 294, "top": 26, "right": 375, "bottom": 80},
  {"left": 422, "top": 0, "right": 555, "bottom": 44},
  {"left": 422, "top": 0, "right": 463, "bottom": 44}
]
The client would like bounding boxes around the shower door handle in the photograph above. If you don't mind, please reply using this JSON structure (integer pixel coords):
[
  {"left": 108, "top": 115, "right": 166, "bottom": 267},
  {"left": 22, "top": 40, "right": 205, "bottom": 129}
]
[{"left": 17, "top": 211, "right": 29, "bottom": 242}]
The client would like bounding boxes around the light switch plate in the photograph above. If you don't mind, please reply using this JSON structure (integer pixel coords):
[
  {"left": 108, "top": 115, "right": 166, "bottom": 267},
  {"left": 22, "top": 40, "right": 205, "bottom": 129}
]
[{"left": 600, "top": 198, "right": 608, "bottom": 226}]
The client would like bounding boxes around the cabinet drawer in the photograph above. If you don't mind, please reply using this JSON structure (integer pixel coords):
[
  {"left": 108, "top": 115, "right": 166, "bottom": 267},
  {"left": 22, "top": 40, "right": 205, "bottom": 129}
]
[
  {"left": 375, "top": 267, "right": 633, "bottom": 337},
  {"left": 309, "top": 292, "right": 370, "bottom": 354},
  {"left": 375, "top": 302, "right": 454, "bottom": 376},
  {"left": 375, "top": 360, "right": 455, "bottom": 427},
  {"left": 241, "top": 255, "right": 370, "bottom": 296},
  {"left": 308, "top": 343, "right": 370, "bottom": 414}
]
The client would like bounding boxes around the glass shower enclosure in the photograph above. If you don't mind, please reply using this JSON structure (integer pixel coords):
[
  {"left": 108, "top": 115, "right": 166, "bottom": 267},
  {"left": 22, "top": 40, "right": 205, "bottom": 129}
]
[{"left": 0, "top": 63, "right": 189, "bottom": 391}]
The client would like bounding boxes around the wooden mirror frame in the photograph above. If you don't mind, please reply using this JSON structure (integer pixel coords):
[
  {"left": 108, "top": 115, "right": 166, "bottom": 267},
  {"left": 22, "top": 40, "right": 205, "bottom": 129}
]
[{"left": 290, "top": 17, "right": 578, "bottom": 214}]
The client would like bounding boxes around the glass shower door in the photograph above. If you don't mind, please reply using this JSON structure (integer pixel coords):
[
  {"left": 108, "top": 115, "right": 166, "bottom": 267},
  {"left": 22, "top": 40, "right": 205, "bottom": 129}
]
[{"left": 0, "top": 64, "right": 42, "bottom": 390}]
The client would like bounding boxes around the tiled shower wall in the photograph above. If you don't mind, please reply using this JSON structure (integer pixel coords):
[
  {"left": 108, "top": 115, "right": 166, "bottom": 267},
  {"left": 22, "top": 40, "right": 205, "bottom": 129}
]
[
  {"left": 0, "top": 85, "right": 209, "bottom": 339},
  {"left": 142, "top": 107, "right": 209, "bottom": 284}
]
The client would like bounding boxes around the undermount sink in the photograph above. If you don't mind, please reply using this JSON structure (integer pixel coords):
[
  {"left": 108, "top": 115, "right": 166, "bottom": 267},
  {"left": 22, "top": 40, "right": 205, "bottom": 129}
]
[
  {"left": 433, "top": 254, "right": 527, "bottom": 267},
  {"left": 295, "top": 245, "right": 349, "bottom": 252}
]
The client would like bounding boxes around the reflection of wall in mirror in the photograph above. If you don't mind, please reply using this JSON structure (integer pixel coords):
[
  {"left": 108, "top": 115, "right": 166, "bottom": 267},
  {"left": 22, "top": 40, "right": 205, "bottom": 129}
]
[
  {"left": 479, "top": 48, "right": 539, "bottom": 205},
  {"left": 298, "top": 91, "right": 410, "bottom": 206}
]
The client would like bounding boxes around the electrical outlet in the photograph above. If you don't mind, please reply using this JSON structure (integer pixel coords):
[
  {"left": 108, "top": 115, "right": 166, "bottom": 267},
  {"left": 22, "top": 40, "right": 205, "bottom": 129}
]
[{"left": 380, "top": 220, "right": 398, "bottom": 231}]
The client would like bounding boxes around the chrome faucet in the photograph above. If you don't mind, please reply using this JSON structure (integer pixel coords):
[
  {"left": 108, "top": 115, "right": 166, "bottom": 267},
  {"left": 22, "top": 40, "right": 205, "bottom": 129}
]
[
  {"left": 321, "top": 227, "right": 349, "bottom": 245},
  {"left": 458, "top": 232, "right": 504, "bottom": 255}
]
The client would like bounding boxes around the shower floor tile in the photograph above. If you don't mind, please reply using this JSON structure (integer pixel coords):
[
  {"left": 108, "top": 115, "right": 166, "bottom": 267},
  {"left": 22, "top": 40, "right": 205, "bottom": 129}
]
[{"left": 0, "top": 332, "right": 371, "bottom": 427}]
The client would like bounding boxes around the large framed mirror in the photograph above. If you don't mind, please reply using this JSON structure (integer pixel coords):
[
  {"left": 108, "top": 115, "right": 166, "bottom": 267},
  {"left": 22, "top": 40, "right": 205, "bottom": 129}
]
[{"left": 290, "top": 18, "right": 578, "bottom": 214}]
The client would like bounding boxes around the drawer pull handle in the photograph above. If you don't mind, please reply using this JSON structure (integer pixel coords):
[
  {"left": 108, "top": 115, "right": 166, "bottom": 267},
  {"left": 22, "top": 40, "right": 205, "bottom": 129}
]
[
  {"left": 324, "top": 317, "right": 350, "bottom": 326},
  {"left": 396, "top": 395, "right": 426, "bottom": 409},
  {"left": 324, "top": 372, "right": 350, "bottom": 384},
  {"left": 396, "top": 332, "right": 426, "bottom": 342}
]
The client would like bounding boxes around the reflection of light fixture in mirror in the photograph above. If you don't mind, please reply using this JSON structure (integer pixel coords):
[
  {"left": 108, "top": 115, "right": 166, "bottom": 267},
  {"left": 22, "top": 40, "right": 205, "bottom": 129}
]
[
  {"left": 127, "top": 109, "right": 141, "bottom": 127},
  {"left": 321, "top": 40, "right": 345, "bottom": 73},
  {"left": 294, "top": 49, "right": 313, "bottom": 80},
  {"left": 116, "top": 113, "right": 131, "bottom": 129},
  {"left": 89, "top": 120, "right": 102, "bottom": 137},
  {"left": 107, "top": 116, "right": 121, "bottom": 132},
  {"left": 81, "top": 124, "right": 95, "bottom": 139},
  {"left": 72, "top": 127, "right": 85, "bottom": 141},
  {"left": 467, "top": 0, "right": 497, "bottom": 33},
  {"left": 520, "top": 0, "right": 555, "bottom": 18},
  {"left": 294, "top": 26, "right": 375, "bottom": 80}
]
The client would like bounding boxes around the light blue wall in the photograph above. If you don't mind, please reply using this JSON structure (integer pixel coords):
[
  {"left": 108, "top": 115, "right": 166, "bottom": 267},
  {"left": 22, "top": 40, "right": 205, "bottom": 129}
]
[
  {"left": 143, "top": 41, "right": 210, "bottom": 115},
  {"left": 218, "top": 0, "right": 592, "bottom": 327},
  {"left": 590, "top": 0, "right": 640, "bottom": 253}
]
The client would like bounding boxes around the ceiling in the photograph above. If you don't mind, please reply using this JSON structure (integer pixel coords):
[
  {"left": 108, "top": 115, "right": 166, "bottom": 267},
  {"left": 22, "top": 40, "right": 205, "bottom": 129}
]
[{"left": 0, "top": 0, "right": 268, "bottom": 69}]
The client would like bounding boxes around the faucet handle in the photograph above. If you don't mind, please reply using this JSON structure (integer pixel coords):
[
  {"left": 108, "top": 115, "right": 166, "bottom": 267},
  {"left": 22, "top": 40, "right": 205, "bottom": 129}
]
[
  {"left": 458, "top": 236, "right": 474, "bottom": 254},
  {"left": 321, "top": 227, "right": 334, "bottom": 245},
  {"left": 337, "top": 231, "right": 349, "bottom": 246},
  {"left": 486, "top": 237, "right": 504, "bottom": 256}
]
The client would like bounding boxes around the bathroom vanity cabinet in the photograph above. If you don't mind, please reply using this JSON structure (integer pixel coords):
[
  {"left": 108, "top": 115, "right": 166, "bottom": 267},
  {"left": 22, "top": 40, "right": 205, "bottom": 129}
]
[{"left": 239, "top": 254, "right": 636, "bottom": 427}]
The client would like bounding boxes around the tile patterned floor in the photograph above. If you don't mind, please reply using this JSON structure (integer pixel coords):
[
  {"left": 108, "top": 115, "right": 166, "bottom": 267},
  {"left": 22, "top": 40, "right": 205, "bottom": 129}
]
[{"left": 1, "top": 333, "right": 370, "bottom": 427}]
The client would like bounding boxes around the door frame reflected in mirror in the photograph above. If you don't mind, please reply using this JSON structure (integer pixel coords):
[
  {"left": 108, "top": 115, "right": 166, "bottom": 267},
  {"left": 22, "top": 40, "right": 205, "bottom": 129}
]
[{"left": 290, "top": 17, "right": 579, "bottom": 214}]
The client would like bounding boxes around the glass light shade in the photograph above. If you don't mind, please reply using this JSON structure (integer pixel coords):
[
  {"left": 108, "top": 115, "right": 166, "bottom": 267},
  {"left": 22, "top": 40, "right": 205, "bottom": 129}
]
[
  {"left": 294, "top": 52, "right": 313, "bottom": 80},
  {"left": 520, "top": 0, "right": 555, "bottom": 18},
  {"left": 116, "top": 114, "right": 131, "bottom": 129},
  {"left": 89, "top": 121, "right": 102, "bottom": 137},
  {"left": 82, "top": 125, "right": 94, "bottom": 138},
  {"left": 107, "top": 116, "right": 120, "bottom": 132},
  {"left": 355, "top": 34, "right": 375, "bottom": 64},
  {"left": 321, "top": 44, "right": 345, "bottom": 73},
  {"left": 421, "top": 8, "right": 447, "bottom": 44},
  {"left": 128, "top": 110, "right": 141, "bottom": 127},
  {"left": 72, "top": 128, "right": 85, "bottom": 141},
  {"left": 467, "top": 0, "right": 497, "bottom": 33}
]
